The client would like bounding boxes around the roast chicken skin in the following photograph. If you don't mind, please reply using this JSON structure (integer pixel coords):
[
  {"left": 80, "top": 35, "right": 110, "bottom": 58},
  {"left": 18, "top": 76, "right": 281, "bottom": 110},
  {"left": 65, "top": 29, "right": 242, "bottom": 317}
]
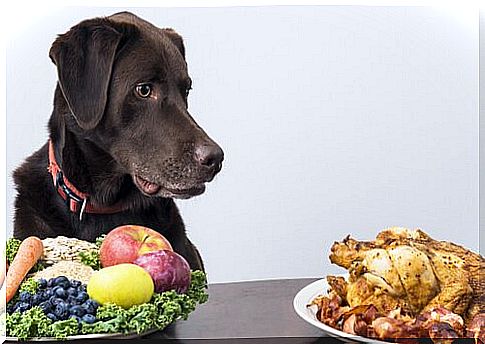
[{"left": 329, "top": 227, "right": 484, "bottom": 324}]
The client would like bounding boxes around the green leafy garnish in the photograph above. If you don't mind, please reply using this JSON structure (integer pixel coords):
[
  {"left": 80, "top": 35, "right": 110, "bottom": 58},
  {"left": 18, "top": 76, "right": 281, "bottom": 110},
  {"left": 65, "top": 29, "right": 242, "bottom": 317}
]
[
  {"left": 95, "top": 235, "right": 106, "bottom": 247},
  {"left": 6, "top": 307, "right": 53, "bottom": 340},
  {"left": 6, "top": 238, "right": 21, "bottom": 264},
  {"left": 49, "top": 318, "right": 80, "bottom": 339},
  {"left": 6, "top": 307, "right": 80, "bottom": 340},
  {"left": 78, "top": 251, "right": 100, "bottom": 270},
  {"left": 78, "top": 234, "right": 105, "bottom": 270},
  {"left": 19, "top": 277, "right": 39, "bottom": 294}
]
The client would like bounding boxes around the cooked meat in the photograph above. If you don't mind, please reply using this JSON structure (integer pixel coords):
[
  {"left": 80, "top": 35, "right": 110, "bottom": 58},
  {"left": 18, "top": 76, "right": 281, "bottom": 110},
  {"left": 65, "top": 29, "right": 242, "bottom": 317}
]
[
  {"left": 311, "top": 293, "right": 349, "bottom": 328},
  {"left": 466, "top": 313, "right": 484, "bottom": 343},
  {"left": 343, "top": 314, "right": 368, "bottom": 336},
  {"left": 371, "top": 317, "right": 419, "bottom": 340},
  {"left": 416, "top": 307, "right": 465, "bottom": 336},
  {"left": 428, "top": 322, "right": 460, "bottom": 344},
  {"left": 326, "top": 275, "right": 347, "bottom": 301},
  {"left": 346, "top": 275, "right": 402, "bottom": 312},
  {"left": 329, "top": 227, "right": 484, "bottom": 324},
  {"left": 310, "top": 294, "right": 474, "bottom": 343}
]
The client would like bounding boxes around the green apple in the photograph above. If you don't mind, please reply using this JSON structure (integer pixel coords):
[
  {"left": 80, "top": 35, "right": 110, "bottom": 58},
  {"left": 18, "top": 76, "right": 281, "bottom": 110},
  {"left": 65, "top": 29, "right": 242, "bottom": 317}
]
[{"left": 87, "top": 263, "right": 154, "bottom": 309}]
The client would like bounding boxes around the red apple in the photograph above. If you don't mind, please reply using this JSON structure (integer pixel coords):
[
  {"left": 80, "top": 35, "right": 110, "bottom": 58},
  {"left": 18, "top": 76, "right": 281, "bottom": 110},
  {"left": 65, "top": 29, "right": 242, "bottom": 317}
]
[
  {"left": 134, "top": 250, "right": 191, "bottom": 294},
  {"left": 100, "top": 225, "right": 173, "bottom": 267}
]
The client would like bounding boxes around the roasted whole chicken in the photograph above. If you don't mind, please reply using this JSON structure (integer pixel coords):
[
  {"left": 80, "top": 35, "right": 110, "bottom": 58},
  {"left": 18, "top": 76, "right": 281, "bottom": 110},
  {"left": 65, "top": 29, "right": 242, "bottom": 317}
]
[
  {"left": 313, "top": 227, "right": 484, "bottom": 342},
  {"left": 329, "top": 227, "right": 484, "bottom": 323}
]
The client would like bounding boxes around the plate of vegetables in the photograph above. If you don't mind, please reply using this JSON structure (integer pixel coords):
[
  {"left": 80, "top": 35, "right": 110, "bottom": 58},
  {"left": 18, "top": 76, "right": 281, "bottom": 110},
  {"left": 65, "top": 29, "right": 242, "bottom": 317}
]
[{"left": 2, "top": 225, "right": 208, "bottom": 340}]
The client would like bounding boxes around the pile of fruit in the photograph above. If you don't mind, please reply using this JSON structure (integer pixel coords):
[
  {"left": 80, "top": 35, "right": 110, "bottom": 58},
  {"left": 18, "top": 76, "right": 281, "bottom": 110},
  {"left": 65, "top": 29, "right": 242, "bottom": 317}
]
[{"left": 2, "top": 225, "right": 208, "bottom": 340}]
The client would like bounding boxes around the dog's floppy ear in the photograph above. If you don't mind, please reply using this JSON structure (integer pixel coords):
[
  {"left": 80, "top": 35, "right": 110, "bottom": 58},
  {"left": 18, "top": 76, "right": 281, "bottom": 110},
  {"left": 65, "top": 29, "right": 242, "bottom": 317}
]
[
  {"left": 49, "top": 18, "right": 122, "bottom": 130},
  {"left": 162, "top": 28, "right": 185, "bottom": 59}
]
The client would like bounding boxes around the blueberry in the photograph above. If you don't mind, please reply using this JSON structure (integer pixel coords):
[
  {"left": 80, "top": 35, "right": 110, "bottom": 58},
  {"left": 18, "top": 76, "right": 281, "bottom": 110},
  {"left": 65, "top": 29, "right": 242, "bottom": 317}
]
[
  {"left": 38, "top": 278, "right": 48, "bottom": 289},
  {"left": 76, "top": 292, "right": 89, "bottom": 303},
  {"left": 44, "top": 289, "right": 54, "bottom": 298},
  {"left": 78, "top": 285, "right": 87, "bottom": 292},
  {"left": 46, "top": 313, "right": 58, "bottom": 322},
  {"left": 69, "top": 305, "right": 86, "bottom": 317},
  {"left": 47, "top": 278, "right": 55, "bottom": 287},
  {"left": 66, "top": 287, "right": 78, "bottom": 297},
  {"left": 82, "top": 299, "right": 99, "bottom": 314},
  {"left": 53, "top": 286, "right": 67, "bottom": 299},
  {"left": 54, "top": 303, "right": 69, "bottom": 320},
  {"left": 49, "top": 296, "right": 65, "bottom": 306},
  {"left": 6, "top": 304, "right": 14, "bottom": 314},
  {"left": 32, "top": 294, "right": 43, "bottom": 305},
  {"left": 70, "top": 280, "right": 82, "bottom": 288},
  {"left": 52, "top": 286, "right": 63, "bottom": 293},
  {"left": 57, "top": 300, "right": 68, "bottom": 308},
  {"left": 39, "top": 300, "right": 52, "bottom": 313},
  {"left": 53, "top": 276, "right": 71, "bottom": 289},
  {"left": 39, "top": 291, "right": 50, "bottom": 301},
  {"left": 54, "top": 276, "right": 70, "bottom": 287},
  {"left": 16, "top": 302, "right": 31, "bottom": 312},
  {"left": 66, "top": 296, "right": 80, "bottom": 305},
  {"left": 12, "top": 302, "right": 21, "bottom": 312},
  {"left": 19, "top": 291, "right": 32, "bottom": 303},
  {"left": 81, "top": 314, "right": 96, "bottom": 324},
  {"left": 59, "top": 281, "right": 70, "bottom": 289}
]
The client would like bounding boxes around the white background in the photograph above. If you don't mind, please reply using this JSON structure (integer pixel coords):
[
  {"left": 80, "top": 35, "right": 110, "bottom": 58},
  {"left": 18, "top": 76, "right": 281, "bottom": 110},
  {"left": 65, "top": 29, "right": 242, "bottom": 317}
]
[{"left": 6, "top": 6, "right": 479, "bottom": 283}]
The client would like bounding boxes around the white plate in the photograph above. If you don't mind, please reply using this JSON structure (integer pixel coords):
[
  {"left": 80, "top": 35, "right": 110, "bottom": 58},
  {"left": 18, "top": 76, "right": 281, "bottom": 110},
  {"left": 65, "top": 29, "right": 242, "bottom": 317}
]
[{"left": 293, "top": 278, "right": 392, "bottom": 344}]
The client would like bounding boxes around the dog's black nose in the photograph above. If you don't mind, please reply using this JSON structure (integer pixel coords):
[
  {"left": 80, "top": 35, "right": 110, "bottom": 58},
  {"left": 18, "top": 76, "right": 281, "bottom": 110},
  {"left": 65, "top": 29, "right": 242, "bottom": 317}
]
[{"left": 194, "top": 143, "right": 224, "bottom": 172}]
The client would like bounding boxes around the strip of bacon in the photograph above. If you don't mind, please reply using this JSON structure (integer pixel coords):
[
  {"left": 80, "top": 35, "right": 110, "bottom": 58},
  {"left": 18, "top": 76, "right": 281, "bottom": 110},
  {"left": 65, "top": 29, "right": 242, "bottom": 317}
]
[{"left": 466, "top": 313, "right": 484, "bottom": 344}]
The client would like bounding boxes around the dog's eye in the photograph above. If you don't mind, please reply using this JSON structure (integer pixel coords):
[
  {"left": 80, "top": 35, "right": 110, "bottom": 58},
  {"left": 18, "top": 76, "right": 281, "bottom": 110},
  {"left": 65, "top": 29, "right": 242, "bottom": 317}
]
[{"left": 135, "top": 84, "right": 152, "bottom": 98}]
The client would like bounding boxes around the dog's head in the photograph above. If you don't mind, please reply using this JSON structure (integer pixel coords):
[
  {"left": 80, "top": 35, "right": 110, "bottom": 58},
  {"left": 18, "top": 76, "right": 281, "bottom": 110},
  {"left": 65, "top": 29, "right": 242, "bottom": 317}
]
[{"left": 49, "top": 12, "right": 223, "bottom": 199}]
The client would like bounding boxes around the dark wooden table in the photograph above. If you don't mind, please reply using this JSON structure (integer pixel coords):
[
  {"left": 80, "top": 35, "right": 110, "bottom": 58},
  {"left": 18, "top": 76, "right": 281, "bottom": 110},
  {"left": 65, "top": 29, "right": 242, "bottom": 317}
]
[{"left": 147, "top": 278, "right": 346, "bottom": 343}]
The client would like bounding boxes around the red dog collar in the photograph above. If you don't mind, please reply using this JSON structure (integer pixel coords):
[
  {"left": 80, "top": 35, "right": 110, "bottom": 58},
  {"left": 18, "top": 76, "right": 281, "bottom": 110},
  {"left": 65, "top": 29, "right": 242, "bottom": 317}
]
[{"left": 47, "top": 139, "right": 128, "bottom": 218}]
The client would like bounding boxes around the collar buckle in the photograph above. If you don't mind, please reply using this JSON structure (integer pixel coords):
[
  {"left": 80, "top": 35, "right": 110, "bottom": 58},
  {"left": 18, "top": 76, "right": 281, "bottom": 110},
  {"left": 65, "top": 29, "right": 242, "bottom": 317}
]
[{"left": 55, "top": 171, "right": 84, "bottom": 211}]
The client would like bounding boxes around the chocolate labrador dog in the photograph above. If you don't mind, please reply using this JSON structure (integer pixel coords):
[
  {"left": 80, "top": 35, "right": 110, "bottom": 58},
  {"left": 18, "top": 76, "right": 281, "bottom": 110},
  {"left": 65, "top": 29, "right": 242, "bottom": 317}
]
[{"left": 12, "top": 12, "right": 223, "bottom": 271}]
